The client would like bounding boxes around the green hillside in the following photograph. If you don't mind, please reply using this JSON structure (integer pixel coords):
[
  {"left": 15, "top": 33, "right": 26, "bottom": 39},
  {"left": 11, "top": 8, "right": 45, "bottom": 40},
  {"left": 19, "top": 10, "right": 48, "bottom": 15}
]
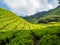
[
  {"left": 38, "top": 6, "right": 60, "bottom": 23},
  {"left": 0, "top": 8, "right": 46, "bottom": 30},
  {"left": 0, "top": 8, "right": 60, "bottom": 30}
]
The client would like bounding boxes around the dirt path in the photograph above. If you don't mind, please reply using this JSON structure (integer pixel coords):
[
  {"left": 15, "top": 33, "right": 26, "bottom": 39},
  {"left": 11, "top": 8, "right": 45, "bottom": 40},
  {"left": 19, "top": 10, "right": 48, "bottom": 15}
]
[{"left": 30, "top": 31, "right": 40, "bottom": 45}]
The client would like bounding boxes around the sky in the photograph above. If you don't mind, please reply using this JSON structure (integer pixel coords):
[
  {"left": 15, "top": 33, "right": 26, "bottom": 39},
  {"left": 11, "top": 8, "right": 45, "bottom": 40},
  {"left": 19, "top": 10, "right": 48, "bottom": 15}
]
[{"left": 0, "top": 0, "right": 59, "bottom": 16}]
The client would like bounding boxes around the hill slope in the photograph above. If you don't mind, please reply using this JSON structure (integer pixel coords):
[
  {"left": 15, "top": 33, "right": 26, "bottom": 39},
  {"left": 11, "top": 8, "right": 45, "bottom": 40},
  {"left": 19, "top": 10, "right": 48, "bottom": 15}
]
[
  {"left": 23, "top": 6, "right": 60, "bottom": 24},
  {"left": 0, "top": 8, "right": 42, "bottom": 30},
  {"left": 38, "top": 6, "right": 60, "bottom": 23},
  {"left": 23, "top": 11, "right": 47, "bottom": 23}
]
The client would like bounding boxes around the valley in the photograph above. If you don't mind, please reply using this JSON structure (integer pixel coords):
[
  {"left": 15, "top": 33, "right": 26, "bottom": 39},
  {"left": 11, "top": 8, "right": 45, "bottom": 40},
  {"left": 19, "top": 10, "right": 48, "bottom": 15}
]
[{"left": 0, "top": 5, "right": 60, "bottom": 45}]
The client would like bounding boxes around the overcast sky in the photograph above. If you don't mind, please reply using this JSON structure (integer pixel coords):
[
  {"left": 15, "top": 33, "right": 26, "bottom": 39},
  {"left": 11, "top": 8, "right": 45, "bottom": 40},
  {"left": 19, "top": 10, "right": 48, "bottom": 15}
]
[{"left": 0, "top": 0, "right": 59, "bottom": 16}]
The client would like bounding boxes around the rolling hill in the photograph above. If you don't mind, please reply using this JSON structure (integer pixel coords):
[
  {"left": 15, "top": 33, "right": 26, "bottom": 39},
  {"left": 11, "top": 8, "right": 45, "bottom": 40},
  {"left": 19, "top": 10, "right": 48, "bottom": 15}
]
[{"left": 0, "top": 8, "right": 45, "bottom": 30}]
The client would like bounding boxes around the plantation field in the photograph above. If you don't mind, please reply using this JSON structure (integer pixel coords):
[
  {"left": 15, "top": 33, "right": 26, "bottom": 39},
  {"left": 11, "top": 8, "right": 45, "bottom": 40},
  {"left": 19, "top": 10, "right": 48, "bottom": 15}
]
[
  {"left": 0, "top": 25, "right": 60, "bottom": 45},
  {"left": 0, "top": 8, "right": 41, "bottom": 30},
  {"left": 0, "top": 8, "right": 49, "bottom": 30},
  {"left": 0, "top": 8, "right": 60, "bottom": 45},
  {"left": 0, "top": 8, "right": 60, "bottom": 31}
]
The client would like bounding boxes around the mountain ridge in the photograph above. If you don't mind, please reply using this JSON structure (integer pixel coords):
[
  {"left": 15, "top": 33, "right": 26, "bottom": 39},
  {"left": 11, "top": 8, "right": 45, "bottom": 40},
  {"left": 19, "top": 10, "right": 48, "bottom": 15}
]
[{"left": 23, "top": 6, "right": 60, "bottom": 24}]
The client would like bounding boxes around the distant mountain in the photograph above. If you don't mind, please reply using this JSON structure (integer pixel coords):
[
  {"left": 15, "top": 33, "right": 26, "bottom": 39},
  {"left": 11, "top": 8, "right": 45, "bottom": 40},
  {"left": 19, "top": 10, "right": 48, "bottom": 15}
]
[
  {"left": 23, "top": 6, "right": 60, "bottom": 24},
  {"left": 38, "top": 6, "right": 60, "bottom": 24},
  {"left": 23, "top": 11, "right": 48, "bottom": 23}
]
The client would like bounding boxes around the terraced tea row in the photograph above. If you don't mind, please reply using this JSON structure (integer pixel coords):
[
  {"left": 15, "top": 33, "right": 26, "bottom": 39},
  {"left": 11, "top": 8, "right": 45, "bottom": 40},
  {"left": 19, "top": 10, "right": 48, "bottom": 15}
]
[
  {"left": 0, "top": 8, "right": 60, "bottom": 30},
  {"left": 0, "top": 26, "right": 60, "bottom": 45},
  {"left": 0, "top": 8, "right": 44, "bottom": 30}
]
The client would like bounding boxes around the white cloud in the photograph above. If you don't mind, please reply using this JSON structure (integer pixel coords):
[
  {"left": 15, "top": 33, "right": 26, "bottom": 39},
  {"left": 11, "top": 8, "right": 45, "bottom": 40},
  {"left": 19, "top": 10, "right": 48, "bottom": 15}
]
[
  {"left": 48, "top": 0, "right": 59, "bottom": 8},
  {"left": 48, "top": 4, "right": 54, "bottom": 9},
  {"left": 3, "top": 0, "right": 58, "bottom": 16}
]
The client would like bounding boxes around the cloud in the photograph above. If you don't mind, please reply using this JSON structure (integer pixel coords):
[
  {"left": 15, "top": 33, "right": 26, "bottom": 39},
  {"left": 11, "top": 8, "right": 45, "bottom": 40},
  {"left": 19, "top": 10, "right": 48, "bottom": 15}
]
[
  {"left": 48, "top": 0, "right": 59, "bottom": 8},
  {"left": 48, "top": 4, "right": 54, "bottom": 9},
  {"left": 2, "top": 0, "right": 58, "bottom": 16}
]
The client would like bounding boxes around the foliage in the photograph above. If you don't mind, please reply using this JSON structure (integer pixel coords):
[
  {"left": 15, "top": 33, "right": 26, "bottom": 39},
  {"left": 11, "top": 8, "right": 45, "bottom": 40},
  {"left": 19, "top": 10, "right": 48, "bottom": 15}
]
[
  {"left": 0, "top": 26, "right": 60, "bottom": 45},
  {"left": 39, "top": 34, "right": 60, "bottom": 45}
]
